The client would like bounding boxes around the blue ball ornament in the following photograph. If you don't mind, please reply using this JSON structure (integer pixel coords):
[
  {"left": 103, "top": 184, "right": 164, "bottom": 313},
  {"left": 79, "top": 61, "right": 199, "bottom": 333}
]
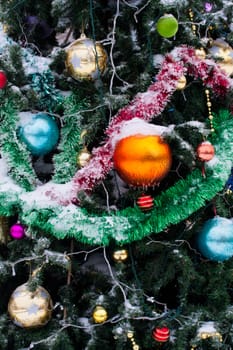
[
  {"left": 197, "top": 217, "right": 233, "bottom": 261},
  {"left": 18, "top": 113, "right": 59, "bottom": 156}
]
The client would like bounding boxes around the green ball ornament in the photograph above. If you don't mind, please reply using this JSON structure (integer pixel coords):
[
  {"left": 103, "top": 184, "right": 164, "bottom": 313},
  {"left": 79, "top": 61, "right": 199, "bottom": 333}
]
[{"left": 156, "top": 14, "right": 178, "bottom": 38}]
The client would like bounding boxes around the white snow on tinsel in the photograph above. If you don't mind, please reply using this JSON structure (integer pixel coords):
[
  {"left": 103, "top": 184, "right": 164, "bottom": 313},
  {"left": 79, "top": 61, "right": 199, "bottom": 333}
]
[
  {"left": 110, "top": 117, "right": 169, "bottom": 148},
  {"left": 0, "top": 159, "right": 22, "bottom": 194},
  {"left": 0, "top": 24, "right": 51, "bottom": 75},
  {"left": 20, "top": 181, "right": 74, "bottom": 209},
  {"left": 17, "top": 111, "right": 37, "bottom": 127},
  {"left": 197, "top": 321, "right": 217, "bottom": 336},
  {"left": 153, "top": 54, "right": 164, "bottom": 68},
  {"left": 159, "top": 0, "right": 188, "bottom": 5}
]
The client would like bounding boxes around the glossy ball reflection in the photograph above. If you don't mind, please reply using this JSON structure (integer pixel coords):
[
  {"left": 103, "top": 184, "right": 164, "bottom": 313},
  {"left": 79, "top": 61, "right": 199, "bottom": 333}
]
[
  {"left": 197, "top": 217, "right": 233, "bottom": 261},
  {"left": 18, "top": 113, "right": 59, "bottom": 156},
  {"left": 8, "top": 283, "right": 53, "bottom": 328}
]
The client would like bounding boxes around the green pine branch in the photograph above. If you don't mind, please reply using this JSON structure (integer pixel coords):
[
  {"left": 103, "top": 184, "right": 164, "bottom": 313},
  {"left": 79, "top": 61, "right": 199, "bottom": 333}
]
[{"left": 0, "top": 100, "right": 37, "bottom": 191}]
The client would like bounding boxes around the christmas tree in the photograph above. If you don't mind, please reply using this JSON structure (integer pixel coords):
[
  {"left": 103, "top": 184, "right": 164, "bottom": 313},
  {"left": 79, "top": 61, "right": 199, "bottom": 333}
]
[{"left": 0, "top": 0, "right": 233, "bottom": 349}]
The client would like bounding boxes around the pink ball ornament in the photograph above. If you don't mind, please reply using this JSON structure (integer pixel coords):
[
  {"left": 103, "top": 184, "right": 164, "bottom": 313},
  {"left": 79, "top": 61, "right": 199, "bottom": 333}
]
[
  {"left": 10, "top": 223, "right": 25, "bottom": 240},
  {"left": 0, "top": 70, "right": 7, "bottom": 89},
  {"left": 204, "top": 2, "right": 213, "bottom": 12}
]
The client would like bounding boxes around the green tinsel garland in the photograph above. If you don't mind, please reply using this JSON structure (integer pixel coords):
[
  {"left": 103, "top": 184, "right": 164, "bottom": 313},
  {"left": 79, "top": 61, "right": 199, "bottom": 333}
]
[
  {"left": 0, "top": 110, "right": 232, "bottom": 245},
  {"left": 0, "top": 100, "right": 37, "bottom": 191},
  {"left": 52, "top": 94, "right": 89, "bottom": 184},
  {"left": 30, "top": 70, "right": 64, "bottom": 112}
]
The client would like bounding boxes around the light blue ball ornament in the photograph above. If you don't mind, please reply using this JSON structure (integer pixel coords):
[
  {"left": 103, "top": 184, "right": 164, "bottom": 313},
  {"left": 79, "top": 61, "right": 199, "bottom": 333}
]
[
  {"left": 197, "top": 217, "right": 233, "bottom": 261},
  {"left": 18, "top": 113, "right": 59, "bottom": 156}
]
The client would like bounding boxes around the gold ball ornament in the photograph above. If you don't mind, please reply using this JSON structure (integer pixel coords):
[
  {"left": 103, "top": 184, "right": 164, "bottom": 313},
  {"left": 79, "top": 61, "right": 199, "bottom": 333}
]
[
  {"left": 3, "top": 24, "right": 9, "bottom": 33},
  {"left": 195, "top": 47, "right": 206, "bottom": 60},
  {"left": 191, "top": 322, "right": 223, "bottom": 349},
  {"left": 65, "top": 33, "right": 108, "bottom": 80},
  {"left": 200, "top": 331, "right": 222, "bottom": 341},
  {"left": 92, "top": 305, "right": 108, "bottom": 323},
  {"left": 77, "top": 147, "right": 92, "bottom": 167},
  {"left": 208, "top": 39, "right": 233, "bottom": 76},
  {"left": 113, "top": 249, "right": 128, "bottom": 262},
  {"left": 8, "top": 283, "right": 53, "bottom": 328},
  {"left": 176, "top": 75, "right": 187, "bottom": 90}
]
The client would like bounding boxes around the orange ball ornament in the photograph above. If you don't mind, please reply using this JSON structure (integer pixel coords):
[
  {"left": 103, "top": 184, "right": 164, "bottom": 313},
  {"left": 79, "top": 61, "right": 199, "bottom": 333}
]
[
  {"left": 113, "top": 134, "right": 172, "bottom": 187},
  {"left": 197, "top": 141, "right": 215, "bottom": 162}
]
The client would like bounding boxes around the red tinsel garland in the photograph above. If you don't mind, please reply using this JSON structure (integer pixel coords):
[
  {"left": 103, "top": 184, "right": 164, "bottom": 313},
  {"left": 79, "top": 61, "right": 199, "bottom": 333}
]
[{"left": 47, "top": 45, "right": 232, "bottom": 204}]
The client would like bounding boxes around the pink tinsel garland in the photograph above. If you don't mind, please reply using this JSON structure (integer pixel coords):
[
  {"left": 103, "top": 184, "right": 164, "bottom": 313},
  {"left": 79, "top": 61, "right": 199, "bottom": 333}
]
[{"left": 48, "top": 45, "right": 232, "bottom": 204}]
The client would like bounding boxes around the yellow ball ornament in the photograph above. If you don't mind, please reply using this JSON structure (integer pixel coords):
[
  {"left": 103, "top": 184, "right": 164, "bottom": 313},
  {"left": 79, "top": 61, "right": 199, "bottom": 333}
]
[
  {"left": 77, "top": 147, "right": 91, "bottom": 167},
  {"left": 113, "top": 249, "right": 128, "bottom": 262},
  {"left": 195, "top": 47, "right": 206, "bottom": 60},
  {"left": 92, "top": 305, "right": 108, "bottom": 323},
  {"left": 208, "top": 39, "right": 233, "bottom": 76},
  {"left": 176, "top": 75, "right": 187, "bottom": 90},
  {"left": 65, "top": 33, "right": 108, "bottom": 80},
  {"left": 200, "top": 331, "right": 222, "bottom": 341},
  {"left": 8, "top": 283, "right": 53, "bottom": 328}
]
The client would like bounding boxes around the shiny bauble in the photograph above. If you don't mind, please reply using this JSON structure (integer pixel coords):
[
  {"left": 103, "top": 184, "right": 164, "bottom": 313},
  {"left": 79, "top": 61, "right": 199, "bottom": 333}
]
[
  {"left": 92, "top": 305, "right": 108, "bottom": 323},
  {"left": 197, "top": 141, "right": 215, "bottom": 162},
  {"left": 137, "top": 194, "right": 154, "bottom": 211},
  {"left": 113, "top": 134, "right": 172, "bottom": 187},
  {"left": 77, "top": 147, "right": 91, "bottom": 167},
  {"left": 200, "top": 331, "right": 222, "bottom": 341},
  {"left": 0, "top": 70, "right": 7, "bottom": 89},
  {"left": 65, "top": 33, "right": 108, "bottom": 80},
  {"left": 156, "top": 14, "right": 178, "bottom": 38},
  {"left": 195, "top": 48, "right": 206, "bottom": 60},
  {"left": 197, "top": 217, "right": 233, "bottom": 261},
  {"left": 8, "top": 283, "right": 53, "bottom": 328},
  {"left": 208, "top": 39, "right": 233, "bottom": 76},
  {"left": 204, "top": 2, "right": 213, "bottom": 12},
  {"left": 9, "top": 223, "right": 25, "bottom": 240},
  {"left": 152, "top": 326, "right": 170, "bottom": 342},
  {"left": 196, "top": 322, "right": 222, "bottom": 342},
  {"left": 18, "top": 113, "right": 59, "bottom": 156},
  {"left": 176, "top": 75, "right": 187, "bottom": 90},
  {"left": 113, "top": 249, "right": 128, "bottom": 262}
]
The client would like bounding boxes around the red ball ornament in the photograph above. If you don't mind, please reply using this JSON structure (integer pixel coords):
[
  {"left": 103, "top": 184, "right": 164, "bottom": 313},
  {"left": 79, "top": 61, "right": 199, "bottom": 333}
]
[
  {"left": 113, "top": 134, "right": 172, "bottom": 187},
  {"left": 137, "top": 194, "right": 154, "bottom": 211},
  {"left": 196, "top": 141, "right": 215, "bottom": 162},
  {"left": 9, "top": 223, "right": 25, "bottom": 240},
  {"left": 152, "top": 326, "right": 170, "bottom": 342},
  {"left": 0, "top": 71, "right": 7, "bottom": 89}
]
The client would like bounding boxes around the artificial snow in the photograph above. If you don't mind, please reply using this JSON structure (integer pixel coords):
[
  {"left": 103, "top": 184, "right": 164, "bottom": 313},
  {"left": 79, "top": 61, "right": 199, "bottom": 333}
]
[
  {"left": 153, "top": 54, "right": 164, "bottom": 68},
  {"left": 47, "top": 203, "right": 132, "bottom": 243},
  {"left": 130, "top": 27, "right": 140, "bottom": 51},
  {"left": 17, "top": 111, "right": 36, "bottom": 127},
  {"left": 111, "top": 117, "right": 168, "bottom": 147},
  {"left": 78, "top": 317, "right": 92, "bottom": 333},
  {"left": 20, "top": 181, "right": 74, "bottom": 209},
  {"left": 0, "top": 24, "right": 51, "bottom": 75},
  {"left": 197, "top": 321, "right": 217, "bottom": 336},
  {"left": 0, "top": 159, "right": 22, "bottom": 194},
  {"left": 159, "top": 0, "right": 188, "bottom": 5}
]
